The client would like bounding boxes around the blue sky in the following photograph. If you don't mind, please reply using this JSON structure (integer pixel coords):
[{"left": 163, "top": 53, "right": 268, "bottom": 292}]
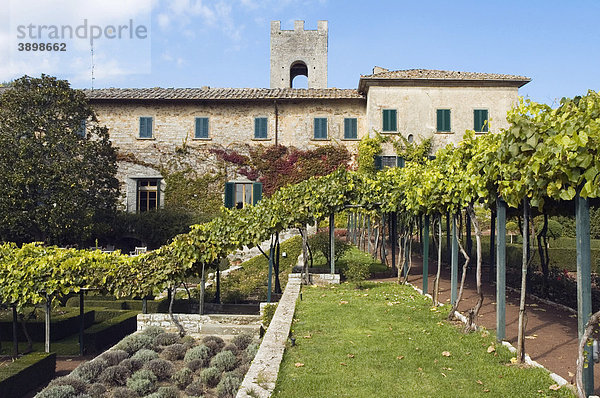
[{"left": 1, "top": 0, "right": 599, "bottom": 105}]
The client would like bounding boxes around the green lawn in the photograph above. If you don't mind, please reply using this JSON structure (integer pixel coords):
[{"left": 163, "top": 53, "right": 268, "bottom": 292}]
[
  {"left": 273, "top": 282, "right": 574, "bottom": 398},
  {"left": 1, "top": 334, "right": 80, "bottom": 356}
]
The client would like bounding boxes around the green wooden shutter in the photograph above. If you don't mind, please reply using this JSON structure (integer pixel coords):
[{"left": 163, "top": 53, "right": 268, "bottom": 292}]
[
  {"left": 224, "top": 182, "right": 235, "bottom": 209},
  {"left": 252, "top": 182, "right": 263, "bottom": 205},
  {"left": 482, "top": 110, "right": 488, "bottom": 132},
  {"left": 437, "top": 109, "right": 450, "bottom": 132},
  {"left": 383, "top": 110, "right": 396, "bottom": 132},
  {"left": 397, "top": 156, "right": 405, "bottom": 168},
  {"left": 383, "top": 110, "right": 389, "bottom": 131},
  {"left": 474, "top": 110, "right": 488, "bottom": 132},
  {"left": 254, "top": 118, "right": 267, "bottom": 139},
  {"left": 195, "top": 117, "right": 208, "bottom": 138},
  {"left": 344, "top": 118, "right": 357, "bottom": 139},
  {"left": 157, "top": 179, "right": 161, "bottom": 209},
  {"left": 139, "top": 117, "right": 146, "bottom": 138},
  {"left": 77, "top": 120, "right": 86, "bottom": 137},
  {"left": 374, "top": 155, "right": 382, "bottom": 170},
  {"left": 314, "top": 118, "right": 327, "bottom": 139},
  {"left": 140, "top": 117, "right": 152, "bottom": 138}
]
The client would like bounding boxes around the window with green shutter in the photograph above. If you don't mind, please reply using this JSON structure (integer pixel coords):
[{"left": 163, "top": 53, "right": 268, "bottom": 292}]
[
  {"left": 436, "top": 109, "right": 451, "bottom": 132},
  {"left": 374, "top": 155, "right": 382, "bottom": 170},
  {"left": 344, "top": 118, "right": 358, "bottom": 139},
  {"left": 195, "top": 117, "right": 209, "bottom": 139},
  {"left": 254, "top": 117, "right": 268, "bottom": 139},
  {"left": 224, "top": 182, "right": 235, "bottom": 209},
  {"left": 314, "top": 118, "right": 328, "bottom": 139},
  {"left": 252, "top": 182, "right": 262, "bottom": 205},
  {"left": 139, "top": 116, "right": 153, "bottom": 138},
  {"left": 76, "top": 120, "right": 86, "bottom": 137},
  {"left": 474, "top": 109, "right": 488, "bottom": 132},
  {"left": 382, "top": 109, "right": 397, "bottom": 132}
]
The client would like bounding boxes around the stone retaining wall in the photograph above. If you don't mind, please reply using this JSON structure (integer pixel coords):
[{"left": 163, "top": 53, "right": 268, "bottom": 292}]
[
  {"left": 236, "top": 274, "right": 302, "bottom": 398},
  {"left": 137, "top": 313, "right": 261, "bottom": 336}
]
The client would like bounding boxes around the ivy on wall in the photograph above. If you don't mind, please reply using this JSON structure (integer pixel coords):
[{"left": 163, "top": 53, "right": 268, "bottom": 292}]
[
  {"left": 211, "top": 144, "right": 352, "bottom": 196},
  {"left": 356, "top": 131, "right": 433, "bottom": 174}
]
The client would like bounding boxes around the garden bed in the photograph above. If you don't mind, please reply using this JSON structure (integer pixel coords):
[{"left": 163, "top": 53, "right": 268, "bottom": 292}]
[{"left": 36, "top": 327, "right": 259, "bottom": 398}]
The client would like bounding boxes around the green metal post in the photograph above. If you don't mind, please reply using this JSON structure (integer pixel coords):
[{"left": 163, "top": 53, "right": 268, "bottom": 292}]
[
  {"left": 496, "top": 197, "right": 506, "bottom": 342},
  {"left": 446, "top": 212, "right": 451, "bottom": 266},
  {"left": 391, "top": 213, "right": 397, "bottom": 272},
  {"left": 267, "top": 240, "right": 274, "bottom": 303},
  {"left": 490, "top": 209, "right": 496, "bottom": 282},
  {"left": 330, "top": 213, "right": 335, "bottom": 274},
  {"left": 576, "top": 193, "right": 593, "bottom": 395},
  {"left": 346, "top": 213, "right": 351, "bottom": 242},
  {"left": 12, "top": 305, "right": 18, "bottom": 357},
  {"left": 216, "top": 266, "right": 221, "bottom": 304},
  {"left": 451, "top": 214, "right": 458, "bottom": 305},
  {"left": 79, "top": 291, "right": 84, "bottom": 356},
  {"left": 466, "top": 211, "right": 472, "bottom": 261},
  {"left": 352, "top": 212, "right": 358, "bottom": 245},
  {"left": 423, "top": 215, "right": 429, "bottom": 294},
  {"left": 45, "top": 295, "right": 51, "bottom": 353},
  {"left": 403, "top": 236, "right": 409, "bottom": 278}
]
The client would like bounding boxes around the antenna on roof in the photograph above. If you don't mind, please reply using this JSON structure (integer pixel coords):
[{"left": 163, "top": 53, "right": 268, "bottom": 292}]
[{"left": 91, "top": 43, "right": 95, "bottom": 91}]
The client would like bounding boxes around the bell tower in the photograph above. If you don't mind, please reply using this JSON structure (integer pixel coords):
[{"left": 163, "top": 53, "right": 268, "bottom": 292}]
[{"left": 270, "top": 20, "right": 328, "bottom": 89}]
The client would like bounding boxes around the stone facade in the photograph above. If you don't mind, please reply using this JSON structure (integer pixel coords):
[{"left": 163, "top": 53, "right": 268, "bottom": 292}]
[
  {"left": 365, "top": 85, "right": 520, "bottom": 154},
  {"left": 84, "top": 20, "right": 531, "bottom": 213},
  {"left": 93, "top": 98, "right": 365, "bottom": 152},
  {"left": 270, "top": 20, "right": 328, "bottom": 89}
]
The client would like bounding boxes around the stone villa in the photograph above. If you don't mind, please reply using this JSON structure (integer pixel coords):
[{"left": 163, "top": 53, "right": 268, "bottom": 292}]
[{"left": 83, "top": 20, "right": 530, "bottom": 213}]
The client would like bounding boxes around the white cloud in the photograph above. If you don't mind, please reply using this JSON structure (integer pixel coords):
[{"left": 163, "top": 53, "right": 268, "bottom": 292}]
[
  {"left": 156, "top": 0, "right": 242, "bottom": 42},
  {"left": 157, "top": 13, "right": 170, "bottom": 29},
  {"left": 3, "top": 0, "right": 152, "bottom": 84}
]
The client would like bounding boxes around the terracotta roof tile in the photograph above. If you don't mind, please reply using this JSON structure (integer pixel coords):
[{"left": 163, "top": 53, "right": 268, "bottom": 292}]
[
  {"left": 360, "top": 68, "right": 530, "bottom": 82},
  {"left": 84, "top": 87, "right": 364, "bottom": 101}
]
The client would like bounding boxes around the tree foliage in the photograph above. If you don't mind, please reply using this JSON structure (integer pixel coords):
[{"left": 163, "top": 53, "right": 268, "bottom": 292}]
[
  {"left": 2, "top": 89, "right": 600, "bottom": 334},
  {"left": 0, "top": 75, "right": 119, "bottom": 245}
]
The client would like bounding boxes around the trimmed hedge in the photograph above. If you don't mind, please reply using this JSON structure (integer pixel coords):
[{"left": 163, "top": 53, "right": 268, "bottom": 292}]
[
  {"left": 0, "top": 352, "right": 56, "bottom": 397},
  {"left": 66, "top": 298, "right": 163, "bottom": 312},
  {"left": 0, "top": 309, "right": 94, "bottom": 342},
  {"left": 84, "top": 311, "right": 138, "bottom": 353}
]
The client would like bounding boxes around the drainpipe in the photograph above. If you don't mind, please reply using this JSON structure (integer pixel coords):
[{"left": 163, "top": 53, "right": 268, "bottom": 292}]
[{"left": 274, "top": 100, "right": 279, "bottom": 146}]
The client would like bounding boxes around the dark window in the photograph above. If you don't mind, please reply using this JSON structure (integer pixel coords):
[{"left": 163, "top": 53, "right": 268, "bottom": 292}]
[
  {"left": 474, "top": 109, "right": 489, "bottom": 132},
  {"left": 436, "top": 109, "right": 451, "bottom": 132},
  {"left": 344, "top": 118, "right": 358, "bottom": 139},
  {"left": 137, "top": 179, "right": 160, "bottom": 212},
  {"left": 195, "top": 117, "right": 209, "bottom": 139},
  {"left": 76, "top": 120, "right": 86, "bottom": 137},
  {"left": 314, "top": 118, "right": 328, "bottom": 139},
  {"left": 382, "top": 109, "right": 397, "bottom": 132},
  {"left": 254, "top": 117, "right": 268, "bottom": 139},
  {"left": 224, "top": 182, "right": 263, "bottom": 209},
  {"left": 375, "top": 155, "right": 405, "bottom": 170},
  {"left": 139, "top": 117, "right": 153, "bottom": 138}
]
